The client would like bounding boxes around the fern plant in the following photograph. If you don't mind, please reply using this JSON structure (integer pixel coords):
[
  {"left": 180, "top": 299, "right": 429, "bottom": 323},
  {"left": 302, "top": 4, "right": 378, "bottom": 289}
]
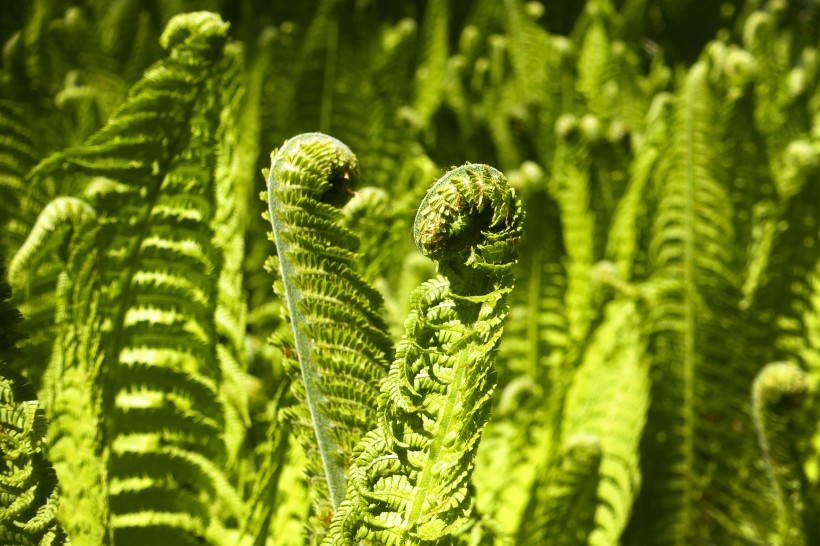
[{"left": 2, "top": 1, "right": 820, "bottom": 545}]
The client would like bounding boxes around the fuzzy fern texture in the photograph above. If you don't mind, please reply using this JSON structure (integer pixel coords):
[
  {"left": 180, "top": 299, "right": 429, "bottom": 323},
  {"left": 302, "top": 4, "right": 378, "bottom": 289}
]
[{"left": 2, "top": 1, "right": 820, "bottom": 546}]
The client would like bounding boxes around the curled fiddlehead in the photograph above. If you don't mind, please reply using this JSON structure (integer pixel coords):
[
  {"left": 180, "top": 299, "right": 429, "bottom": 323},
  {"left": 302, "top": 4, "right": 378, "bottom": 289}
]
[
  {"left": 752, "top": 362, "right": 815, "bottom": 544},
  {"left": 325, "top": 164, "right": 523, "bottom": 545},
  {"left": 264, "top": 133, "right": 392, "bottom": 523}
]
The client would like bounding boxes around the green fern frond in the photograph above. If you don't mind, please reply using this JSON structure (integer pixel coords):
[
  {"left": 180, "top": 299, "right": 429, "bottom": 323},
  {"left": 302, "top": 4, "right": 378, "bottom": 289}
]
[
  {"left": 265, "top": 132, "right": 392, "bottom": 522},
  {"left": 561, "top": 298, "right": 649, "bottom": 545},
  {"left": 7, "top": 196, "right": 97, "bottom": 394},
  {"left": 12, "top": 11, "right": 247, "bottom": 544},
  {"left": 0, "top": 364, "right": 67, "bottom": 546},
  {"left": 325, "top": 164, "right": 522, "bottom": 545},
  {"left": 576, "top": 9, "right": 612, "bottom": 120},
  {"left": 742, "top": 9, "right": 808, "bottom": 168},
  {"left": 411, "top": 0, "right": 450, "bottom": 130},
  {"left": 704, "top": 42, "right": 775, "bottom": 286},
  {"left": 517, "top": 433, "right": 602, "bottom": 546},
  {"left": 627, "top": 59, "right": 758, "bottom": 545},
  {"left": 743, "top": 140, "right": 819, "bottom": 366},
  {"left": 605, "top": 92, "right": 670, "bottom": 282},
  {"left": 486, "top": 165, "right": 568, "bottom": 537},
  {"left": 501, "top": 162, "right": 567, "bottom": 384},
  {"left": 549, "top": 119, "right": 596, "bottom": 351},
  {"left": 30, "top": 197, "right": 111, "bottom": 546},
  {"left": 0, "top": 100, "right": 41, "bottom": 260},
  {"left": 7, "top": 197, "right": 96, "bottom": 292},
  {"left": 752, "top": 362, "right": 815, "bottom": 546}
]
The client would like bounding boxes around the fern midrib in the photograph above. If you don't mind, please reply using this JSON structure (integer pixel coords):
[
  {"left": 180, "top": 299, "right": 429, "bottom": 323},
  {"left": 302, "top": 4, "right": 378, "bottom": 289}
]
[
  {"left": 681, "top": 65, "right": 698, "bottom": 540},
  {"left": 267, "top": 195, "right": 347, "bottom": 510},
  {"left": 406, "top": 336, "right": 475, "bottom": 529}
]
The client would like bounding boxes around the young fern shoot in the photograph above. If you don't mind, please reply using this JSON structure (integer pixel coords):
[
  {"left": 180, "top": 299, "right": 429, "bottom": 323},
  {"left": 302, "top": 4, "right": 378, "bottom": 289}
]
[
  {"left": 325, "top": 164, "right": 523, "bottom": 545},
  {"left": 264, "top": 133, "right": 392, "bottom": 524}
]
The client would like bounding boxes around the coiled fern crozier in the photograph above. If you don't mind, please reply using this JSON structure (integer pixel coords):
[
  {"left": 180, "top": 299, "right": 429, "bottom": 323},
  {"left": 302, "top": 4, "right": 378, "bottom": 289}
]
[
  {"left": 324, "top": 164, "right": 522, "bottom": 545},
  {"left": 264, "top": 133, "right": 393, "bottom": 528}
]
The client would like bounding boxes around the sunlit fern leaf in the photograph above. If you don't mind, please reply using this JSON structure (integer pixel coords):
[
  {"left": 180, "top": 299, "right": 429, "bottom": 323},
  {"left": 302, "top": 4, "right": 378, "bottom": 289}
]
[
  {"left": 237, "top": 383, "right": 291, "bottom": 546},
  {"left": 50, "top": 7, "right": 131, "bottom": 142},
  {"left": 210, "top": 37, "right": 252, "bottom": 478},
  {"left": 0, "top": 99, "right": 56, "bottom": 390},
  {"left": 500, "top": 0, "right": 551, "bottom": 107},
  {"left": 265, "top": 133, "right": 392, "bottom": 529},
  {"left": 0, "top": 363, "right": 67, "bottom": 546},
  {"left": 493, "top": 0, "right": 575, "bottom": 165},
  {"left": 324, "top": 164, "right": 522, "bottom": 545},
  {"left": 560, "top": 298, "right": 649, "bottom": 545},
  {"left": 83, "top": 0, "right": 163, "bottom": 84},
  {"left": 17, "top": 197, "right": 113, "bottom": 546},
  {"left": 7, "top": 197, "right": 97, "bottom": 398},
  {"left": 277, "top": 0, "right": 345, "bottom": 135},
  {"left": 474, "top": 34, "right": 525, "bottom": 171},
  {"left": 752, "top": 362, "right": 816, "bottom": 546},
  {"left": 16, "top": 12, "right": 245, "bottom": 545},
  {"left": 495, "top": 5, "right": 576, "bottom": 164},
  {"left": 266, "top": 435, "right": 312, "bottom": 546},
  {"left": 517, "top": 433, "right": 601, "bottom": 546},
  {"left": 451, "top": 505, "right": 511, "bottom": 546},
  {"left": 342, "top": 187, "right": 402, "bottom": 284},
  {"left": 347, "top": 17, "right": 420, "bottom": 200},
  {"left": 500, "top": 162, "right": 567, "bottom": 386},
  {"left": 576, "top": 6, "right": 612, "bottom": 121},
  {"left": 489, "top": 164, "right": 568, "bottom": 535},
  {"left": 625, "top": 59, "right": 760, "bottom": 545},
  {"left": 17, "top": 0, "right": 62, "bottom": 95}
]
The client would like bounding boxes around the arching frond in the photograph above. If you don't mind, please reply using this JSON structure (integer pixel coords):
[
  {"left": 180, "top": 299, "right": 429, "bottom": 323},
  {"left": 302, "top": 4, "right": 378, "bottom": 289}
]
[
  {"left": 11, "top": 12, "right": 246, "bottom": 545},
  {"left": 561, "top": 298, "right": 649, "bottom": 545}
]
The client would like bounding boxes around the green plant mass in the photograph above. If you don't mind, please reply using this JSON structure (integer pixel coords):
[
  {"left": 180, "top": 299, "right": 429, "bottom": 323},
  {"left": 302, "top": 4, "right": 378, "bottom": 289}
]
[{"left": 1, "top": 1, "right": 819, "bottom": 545}]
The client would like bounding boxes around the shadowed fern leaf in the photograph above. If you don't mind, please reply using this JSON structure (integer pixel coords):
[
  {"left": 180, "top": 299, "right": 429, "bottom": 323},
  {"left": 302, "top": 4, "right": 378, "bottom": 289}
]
[{"left": 626, "top": 59, "right": 757, "bottom": 545}]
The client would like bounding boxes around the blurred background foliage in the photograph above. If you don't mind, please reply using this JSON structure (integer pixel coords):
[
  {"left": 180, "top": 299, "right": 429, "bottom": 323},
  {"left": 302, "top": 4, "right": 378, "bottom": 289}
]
[{"left": 1, "top": 0, "right": 819, "bottom": 545}]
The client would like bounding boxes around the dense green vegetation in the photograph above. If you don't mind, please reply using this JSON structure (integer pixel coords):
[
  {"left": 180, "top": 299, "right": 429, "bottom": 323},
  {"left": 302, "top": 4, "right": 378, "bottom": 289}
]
[{"left": 1, "top": 0, "right": 819, "bottom": 545}]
